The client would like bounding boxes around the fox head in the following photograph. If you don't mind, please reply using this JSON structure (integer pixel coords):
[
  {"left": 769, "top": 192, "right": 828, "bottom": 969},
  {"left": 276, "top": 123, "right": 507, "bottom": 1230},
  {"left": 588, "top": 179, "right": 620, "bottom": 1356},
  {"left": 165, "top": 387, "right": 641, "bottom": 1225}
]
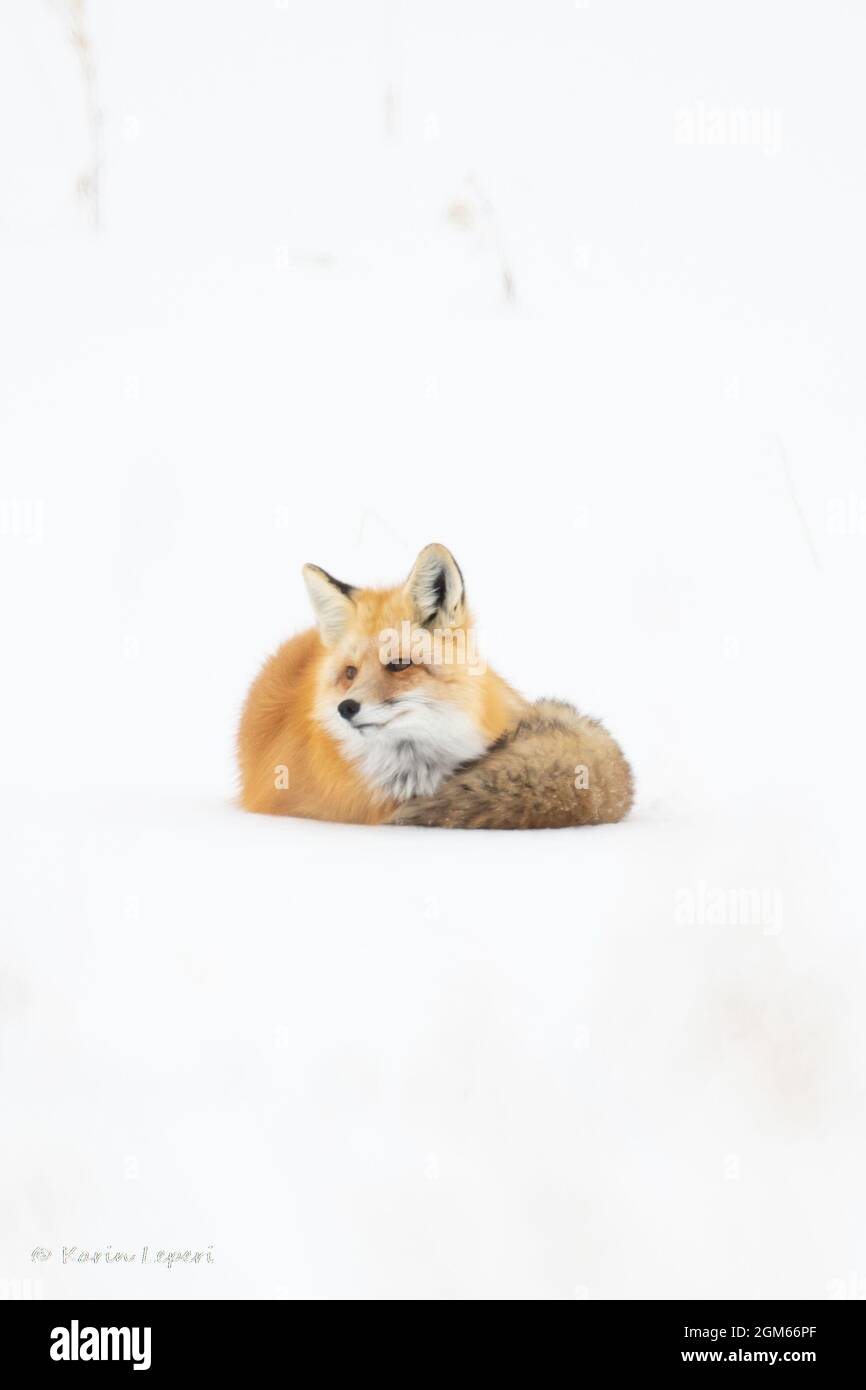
[{"left": 302, "top": 544, "right": 489, "bottom": 801}]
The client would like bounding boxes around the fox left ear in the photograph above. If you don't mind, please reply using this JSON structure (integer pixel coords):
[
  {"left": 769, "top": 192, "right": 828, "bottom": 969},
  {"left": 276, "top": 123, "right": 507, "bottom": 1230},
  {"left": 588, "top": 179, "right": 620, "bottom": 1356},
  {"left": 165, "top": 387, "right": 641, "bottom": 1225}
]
[
  {"left": 302, "top": 563, "right": 356, "bottom": 646},
  {"left": 404, "top": 543, "right": 466, "bottom": 628}
]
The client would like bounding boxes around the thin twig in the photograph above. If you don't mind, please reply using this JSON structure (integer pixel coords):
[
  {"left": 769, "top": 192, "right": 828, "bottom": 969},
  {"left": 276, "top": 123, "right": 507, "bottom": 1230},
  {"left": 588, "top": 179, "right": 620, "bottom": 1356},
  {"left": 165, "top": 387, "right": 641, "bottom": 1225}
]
[
  {"left": 50, "top": 0, "right": 102, "bottom": 231},
  {"left": 447, "top": 174, "right": 517, "bottom": 305}
]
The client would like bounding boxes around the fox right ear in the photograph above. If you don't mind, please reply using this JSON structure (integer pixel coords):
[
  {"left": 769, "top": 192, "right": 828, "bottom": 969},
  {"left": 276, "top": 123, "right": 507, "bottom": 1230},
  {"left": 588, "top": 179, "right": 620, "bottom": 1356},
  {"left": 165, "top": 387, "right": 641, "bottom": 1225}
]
[
  {"left": 404, "top": 543, "right": 466, "bottom": 628},
  {"left": 302, "top": 564, "right": 356, "bottom": 646}
]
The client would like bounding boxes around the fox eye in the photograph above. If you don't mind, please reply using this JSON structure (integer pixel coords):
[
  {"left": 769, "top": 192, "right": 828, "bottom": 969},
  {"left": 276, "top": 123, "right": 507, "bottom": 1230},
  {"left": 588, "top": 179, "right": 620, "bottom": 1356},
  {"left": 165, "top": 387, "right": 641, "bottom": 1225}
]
[
  {"left": 385, "top": 660, "right": 411, "bottom": 673},
  {"left": 344, "top": 665, "right": 358, "bottom": 680}
]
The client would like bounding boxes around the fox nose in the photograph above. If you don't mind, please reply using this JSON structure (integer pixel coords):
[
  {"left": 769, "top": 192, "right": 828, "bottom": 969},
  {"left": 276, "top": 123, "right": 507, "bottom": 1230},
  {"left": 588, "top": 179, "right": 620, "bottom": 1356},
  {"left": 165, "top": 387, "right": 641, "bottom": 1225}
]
[{"left": 338, "top": 699, "right": 361, "bottom": 721}]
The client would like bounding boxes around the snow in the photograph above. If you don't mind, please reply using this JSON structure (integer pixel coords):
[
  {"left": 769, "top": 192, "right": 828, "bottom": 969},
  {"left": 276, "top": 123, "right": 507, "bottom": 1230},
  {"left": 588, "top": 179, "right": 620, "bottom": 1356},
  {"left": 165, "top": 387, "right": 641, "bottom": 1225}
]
[{"left": 1, "top": 0, "right": 865, "bottom": 1299}]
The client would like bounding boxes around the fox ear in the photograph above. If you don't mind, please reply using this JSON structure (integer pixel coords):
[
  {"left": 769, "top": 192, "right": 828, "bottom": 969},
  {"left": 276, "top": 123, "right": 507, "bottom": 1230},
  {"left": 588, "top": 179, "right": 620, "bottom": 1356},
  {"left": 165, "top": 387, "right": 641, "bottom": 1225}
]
[
  {"left": 302, "top": 564, "right": 356, "bottom": 646},
  {"left": 404, "top": 543, "right": 466, "bottom": 627}
]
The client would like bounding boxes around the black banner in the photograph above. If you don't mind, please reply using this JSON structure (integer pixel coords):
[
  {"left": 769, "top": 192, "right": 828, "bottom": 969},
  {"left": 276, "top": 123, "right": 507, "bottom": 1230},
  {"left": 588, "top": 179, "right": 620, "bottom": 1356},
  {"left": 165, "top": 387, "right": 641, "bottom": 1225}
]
[{"left": 0, "top": 1299, "right": 861, "bottom": 1372}]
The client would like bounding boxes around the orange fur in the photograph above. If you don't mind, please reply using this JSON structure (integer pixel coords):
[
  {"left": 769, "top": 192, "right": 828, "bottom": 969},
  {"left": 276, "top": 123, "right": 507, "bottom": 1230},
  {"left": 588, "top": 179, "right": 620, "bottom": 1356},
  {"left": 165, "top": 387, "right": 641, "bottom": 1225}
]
[{"left": 238, "top": 571, "right": 526, "bottom": 825}]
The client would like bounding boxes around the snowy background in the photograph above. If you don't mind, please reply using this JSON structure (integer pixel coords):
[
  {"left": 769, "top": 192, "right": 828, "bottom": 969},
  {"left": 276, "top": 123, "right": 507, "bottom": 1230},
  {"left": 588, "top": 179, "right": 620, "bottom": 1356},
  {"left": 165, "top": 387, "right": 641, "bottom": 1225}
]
[{"left": 2, "top": 0, "right": 865, "bottom": 1299}]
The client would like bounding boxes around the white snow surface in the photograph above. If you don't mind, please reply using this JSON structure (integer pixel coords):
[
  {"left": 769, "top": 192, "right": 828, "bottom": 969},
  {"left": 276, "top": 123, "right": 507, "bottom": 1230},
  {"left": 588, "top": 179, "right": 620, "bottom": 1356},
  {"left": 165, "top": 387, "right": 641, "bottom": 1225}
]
[{"left": 1, "top": 1, "right": 865, "bottom": 1299}]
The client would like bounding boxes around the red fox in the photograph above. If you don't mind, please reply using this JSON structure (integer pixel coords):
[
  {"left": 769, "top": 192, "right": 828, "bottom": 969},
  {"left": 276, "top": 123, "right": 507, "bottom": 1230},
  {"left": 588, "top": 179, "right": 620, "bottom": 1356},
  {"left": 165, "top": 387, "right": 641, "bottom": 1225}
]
[{"left": 238, "top": 544, "right": 633, "bottom": 828}]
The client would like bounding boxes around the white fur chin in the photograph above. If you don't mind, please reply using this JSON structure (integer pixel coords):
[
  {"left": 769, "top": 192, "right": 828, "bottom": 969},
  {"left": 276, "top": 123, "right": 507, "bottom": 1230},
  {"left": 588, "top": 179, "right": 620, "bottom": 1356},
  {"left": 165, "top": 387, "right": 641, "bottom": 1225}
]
[{"left": 323, "top": 698, "right": 488, "bottom": 802}]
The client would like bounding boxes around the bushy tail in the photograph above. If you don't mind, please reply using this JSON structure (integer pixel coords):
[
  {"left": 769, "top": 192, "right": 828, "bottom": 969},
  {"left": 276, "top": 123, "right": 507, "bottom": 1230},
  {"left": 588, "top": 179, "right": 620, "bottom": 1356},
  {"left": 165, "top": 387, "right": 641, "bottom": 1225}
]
[{"left": 390, "top": 699, "right": 633, "bottom": 830}]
